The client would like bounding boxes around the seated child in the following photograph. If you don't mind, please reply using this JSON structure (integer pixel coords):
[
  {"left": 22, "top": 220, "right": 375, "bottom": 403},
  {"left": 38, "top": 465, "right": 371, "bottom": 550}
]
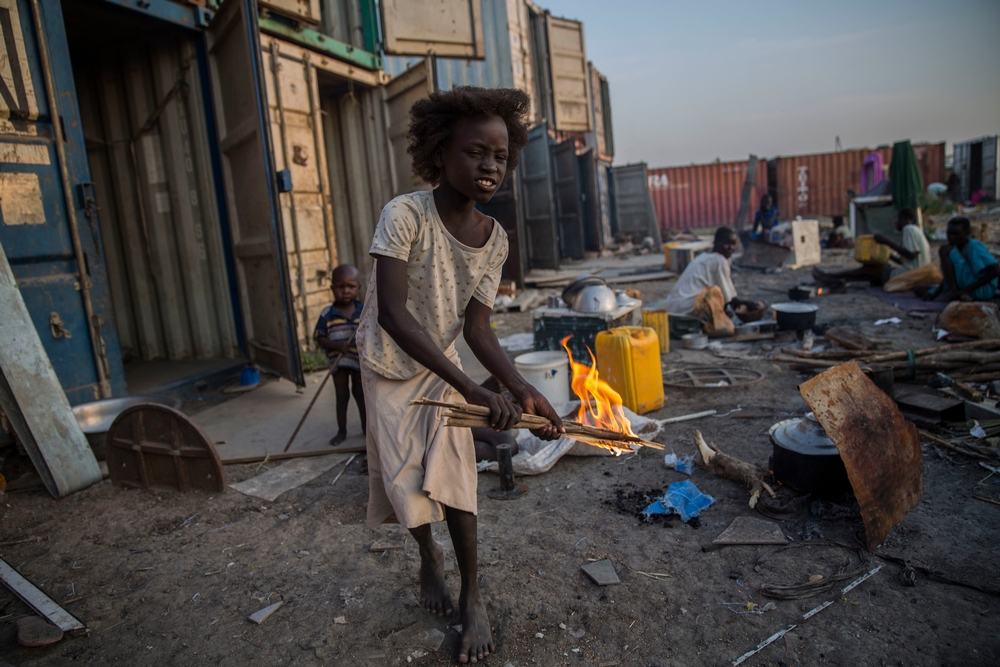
[
  {"left": 925, "top": 217, "right": 999, "bottom": 301},
  {"left": 314, "top": 264, "right": 366, "bottom": 445}
]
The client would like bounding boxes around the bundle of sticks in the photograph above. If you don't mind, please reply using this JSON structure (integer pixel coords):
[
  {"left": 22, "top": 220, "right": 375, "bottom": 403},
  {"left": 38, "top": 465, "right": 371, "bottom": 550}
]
[
  {"left": 411, "top": 398, "right": 664, "bottom": 454},
  {"left": 772, "top": 339, "right": 1000, "bottom": 383}
]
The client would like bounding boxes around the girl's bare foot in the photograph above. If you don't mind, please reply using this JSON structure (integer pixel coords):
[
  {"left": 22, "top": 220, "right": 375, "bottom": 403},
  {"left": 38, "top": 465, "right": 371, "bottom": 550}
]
[
  {"left": 418, "top": 541, "right": 454, "bottom": 617},
  {"left": 457, "top": 597, "right": 493, "bottom": 664},
  {"left": 329, "top": 431, "right": 347, "bottom": 446}
]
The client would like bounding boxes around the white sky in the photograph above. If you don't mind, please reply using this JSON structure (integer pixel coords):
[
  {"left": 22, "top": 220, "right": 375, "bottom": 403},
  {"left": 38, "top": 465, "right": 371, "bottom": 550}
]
[{"left": 542, "top": 0, "right": 1000, "bottom": 167}]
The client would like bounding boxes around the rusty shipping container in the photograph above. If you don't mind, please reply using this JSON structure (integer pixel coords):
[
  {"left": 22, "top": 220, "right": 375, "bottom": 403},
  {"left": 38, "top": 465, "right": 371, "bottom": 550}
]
[
  {"left": 770, "top": 143, "right": 946, "bottom": 218},
  {"left": 648, "top": 160, "right": 769, "bottom": 232}
]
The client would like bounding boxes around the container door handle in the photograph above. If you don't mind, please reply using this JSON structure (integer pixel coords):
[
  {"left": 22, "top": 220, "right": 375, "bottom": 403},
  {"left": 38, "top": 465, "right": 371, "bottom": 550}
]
[{"left": 49, "top": 312, "right": 72, "bottom": 339}]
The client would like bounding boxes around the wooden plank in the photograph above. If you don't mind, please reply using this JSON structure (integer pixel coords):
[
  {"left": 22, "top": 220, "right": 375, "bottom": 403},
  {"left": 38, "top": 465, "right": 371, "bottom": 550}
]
[
  {"left": 0, "top": 558, "right": 87, "bottom": 635},
  {"left": 0, "top": 239, "right": 102, "bottom": 497}
]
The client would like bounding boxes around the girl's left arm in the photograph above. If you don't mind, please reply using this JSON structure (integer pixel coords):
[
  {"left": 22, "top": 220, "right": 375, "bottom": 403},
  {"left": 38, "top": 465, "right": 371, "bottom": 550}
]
[{"left": 464, "top": 298, "right": 564, "bottom": 440}]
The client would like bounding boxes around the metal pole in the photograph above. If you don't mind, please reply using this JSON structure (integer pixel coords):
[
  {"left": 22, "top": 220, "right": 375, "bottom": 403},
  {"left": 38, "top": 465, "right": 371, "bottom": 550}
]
[{"left": 28, "top": 0, "right": 112, "bottom": 398}]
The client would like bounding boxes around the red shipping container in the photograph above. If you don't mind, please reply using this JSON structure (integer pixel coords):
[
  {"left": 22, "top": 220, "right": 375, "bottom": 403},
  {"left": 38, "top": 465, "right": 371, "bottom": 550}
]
[
  {"left": 648, "top": 160, "right": 768, "bottom": 232},
  {"left": 771, "top": 143, "right": 946, "bottom": 218}
]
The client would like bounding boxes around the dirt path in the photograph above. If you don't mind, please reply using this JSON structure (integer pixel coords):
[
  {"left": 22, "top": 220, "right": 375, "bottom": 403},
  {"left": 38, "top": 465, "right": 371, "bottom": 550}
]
[{"left": 2, "top": 259, "right": 999, "bottom": 666}]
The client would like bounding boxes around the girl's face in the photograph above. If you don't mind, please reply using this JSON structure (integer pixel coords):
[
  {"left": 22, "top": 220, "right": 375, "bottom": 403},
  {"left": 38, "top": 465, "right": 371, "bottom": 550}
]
[{"left": 436, "top": 115, "right": 508, "bottom": 203}]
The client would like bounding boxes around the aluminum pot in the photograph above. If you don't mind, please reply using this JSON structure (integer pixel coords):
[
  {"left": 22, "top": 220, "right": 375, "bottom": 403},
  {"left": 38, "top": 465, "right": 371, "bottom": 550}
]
[
  {"left": 771, "top": 302, "right": 818, "bottom": 332},
  {"left": 572, "top": 284, "right": 618, "bottom": 313}
]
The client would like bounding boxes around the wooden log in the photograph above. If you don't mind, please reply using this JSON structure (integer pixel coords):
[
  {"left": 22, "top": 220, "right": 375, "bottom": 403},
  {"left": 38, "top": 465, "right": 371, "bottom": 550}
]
[
  {"left": 693, "top": 430, "right": 775, "bottom": 507},
  {"left": 919, "top": 429, "right": 996, "bottom": 461},
  {"left": 864, "top": 340, "right": 1000, "bottom": 363}
]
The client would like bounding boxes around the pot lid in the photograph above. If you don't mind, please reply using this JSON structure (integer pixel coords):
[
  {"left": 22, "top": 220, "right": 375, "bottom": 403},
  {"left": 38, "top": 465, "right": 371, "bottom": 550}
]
[
  {"left": 769, "top": 413, "right": 839, "bottom": 456},
  {"left": 771, "top": 302, "right": 818, "bottom": 314}
]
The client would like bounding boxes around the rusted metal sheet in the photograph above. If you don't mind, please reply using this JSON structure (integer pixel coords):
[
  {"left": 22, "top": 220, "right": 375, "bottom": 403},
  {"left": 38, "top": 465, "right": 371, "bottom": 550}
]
[
  {"left": 799, "top": 361, "right": 922, "bottom": 550},
  {"left": 771, "top": 143, "right": 946, "bottom": 218},
  {"left": 107, "top": 403, "right": 225, "bottom": 492},
  {"left": 648, "top": 160, "right": 768, "bottom": 231}
]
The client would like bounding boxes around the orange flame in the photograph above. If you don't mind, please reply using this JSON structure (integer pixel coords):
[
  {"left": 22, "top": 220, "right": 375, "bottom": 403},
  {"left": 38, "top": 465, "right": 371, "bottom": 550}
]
[{"left": 560, "top": 335, "right": 636, "bottom": 438}]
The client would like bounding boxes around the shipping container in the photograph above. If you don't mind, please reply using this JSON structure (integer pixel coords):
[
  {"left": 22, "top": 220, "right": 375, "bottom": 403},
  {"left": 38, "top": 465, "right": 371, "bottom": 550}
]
[
  {"left": 770, "top": 143, "right": 946, "bottom": 218},
  {"left": 1, "top": 0, "right": 309, "bottom": 401},
  {"left": 383, "top": 0, "right": 541, "bottom": 125},
  {"left": 648, "top": 160, "right": 768, "bottom": 232},
  {"left": 953, "top": 136, "right": 998, "bottom": 203}
]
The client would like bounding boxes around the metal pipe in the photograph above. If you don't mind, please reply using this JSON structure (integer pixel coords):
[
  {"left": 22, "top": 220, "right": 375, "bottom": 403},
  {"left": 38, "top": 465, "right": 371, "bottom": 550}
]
[
  {"left": 28, "top": 0, "right": 112, "bottom": 398},
  {"left": 268, "top": 40, "right": 309, "bottom": 342}
]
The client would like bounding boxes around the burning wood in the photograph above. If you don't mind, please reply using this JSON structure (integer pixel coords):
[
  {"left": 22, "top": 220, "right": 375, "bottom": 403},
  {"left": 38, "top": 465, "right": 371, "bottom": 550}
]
[
  {"left": 412, "top": 399, "right": 663, "bottom": 454},
  {"left": 414, "top": 334, "right": 667, "bottom": 454},
  {"left": 693, "top": 430, "right": 775, "bottom": 507}
]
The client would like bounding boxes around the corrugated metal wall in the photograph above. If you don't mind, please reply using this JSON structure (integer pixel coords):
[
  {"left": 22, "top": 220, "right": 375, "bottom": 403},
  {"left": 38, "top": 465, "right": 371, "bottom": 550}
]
[
  {"left": 771, "top": 143, "right": 946, "bottom": 218},
  {"left": 75, "top": 37, "right": 239, "bottom": 362},
  {"left": 322, "top": 82, "right": 393, "bottom": 287},
  {"left": 648, "top": 160, "right": 768, "bottom": 232}
]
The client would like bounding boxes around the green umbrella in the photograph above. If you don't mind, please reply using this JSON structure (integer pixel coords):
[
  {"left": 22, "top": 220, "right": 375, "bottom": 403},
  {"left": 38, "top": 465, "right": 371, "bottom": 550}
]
[{"left": 889, "top": 140, "right": 925, "bottom": 212}]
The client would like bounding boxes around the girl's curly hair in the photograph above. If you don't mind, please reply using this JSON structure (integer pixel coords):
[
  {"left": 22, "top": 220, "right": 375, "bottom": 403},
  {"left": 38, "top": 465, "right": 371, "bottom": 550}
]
[{"left": 407, "top": 86, "right": 531, "bottom": 186}]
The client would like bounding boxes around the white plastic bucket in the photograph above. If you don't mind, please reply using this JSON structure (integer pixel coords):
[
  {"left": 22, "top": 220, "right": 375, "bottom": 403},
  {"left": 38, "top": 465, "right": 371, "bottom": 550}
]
[{"left": 514, "top": 350, "right": 570, "bottom": 408}]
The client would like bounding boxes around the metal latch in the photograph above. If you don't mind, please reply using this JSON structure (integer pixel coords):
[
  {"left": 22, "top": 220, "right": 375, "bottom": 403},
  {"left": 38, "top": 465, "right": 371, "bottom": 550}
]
[{"left": 49, "top": 312, "right": 72, "bottom": 339}]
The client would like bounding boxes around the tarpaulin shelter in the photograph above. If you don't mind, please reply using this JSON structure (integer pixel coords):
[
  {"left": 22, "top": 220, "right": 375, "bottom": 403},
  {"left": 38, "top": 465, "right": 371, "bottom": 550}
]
[{"left": 889, "top": 140, "right": 926, "bottom": 212}]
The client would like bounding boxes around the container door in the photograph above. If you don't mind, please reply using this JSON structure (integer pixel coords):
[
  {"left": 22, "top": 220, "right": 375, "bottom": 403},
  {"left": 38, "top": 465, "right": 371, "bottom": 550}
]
[
  {"left": 611, "top": 163, "right": 662, "bottom": 245},
  {"left": 983, "top": 137, "right": 997, "bottom": 201},
  {"left": 382, "top": 58, "right": 433, "bottom": 197},
  {"left": 552, "top": 138, "right": 583, "bottom": 260},
  {"left": 476, "top": 171, "right": 524, "bottom": 285},
  {"left": 519, "top": 123, "right": 559, "bottom": 270},
  {"left": 380, "top": 0, "right": 484, "bottom": 58},
  {"left": 577, "top": 149, "right": 601, "bottom": 253},
  {"left": 545, "top": 15, "right": 591, "bottom": 132},
  {"left": 204, "top": 0, "right": 302, "bottom": 385},
  {"left": 0, "top": 0, "right": 126, "bottom": 404}
]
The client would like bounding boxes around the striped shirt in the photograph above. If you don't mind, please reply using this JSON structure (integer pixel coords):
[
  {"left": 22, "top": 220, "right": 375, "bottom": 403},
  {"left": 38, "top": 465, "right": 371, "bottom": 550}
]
[{"left": 314, "top": 300, "right": 363, "bottom": 370}]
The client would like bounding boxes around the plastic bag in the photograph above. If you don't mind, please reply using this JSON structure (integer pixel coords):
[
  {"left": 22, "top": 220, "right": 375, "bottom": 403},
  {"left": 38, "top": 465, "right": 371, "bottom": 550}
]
[
  {"left": 691, "top": 286, "right": 734, "bottom": 336},
  {"left": 883, "top": 263, "right": 944, "bottom": 293},
  {"left": 641, "top": 480, "right": 715, "bottom": 522}
]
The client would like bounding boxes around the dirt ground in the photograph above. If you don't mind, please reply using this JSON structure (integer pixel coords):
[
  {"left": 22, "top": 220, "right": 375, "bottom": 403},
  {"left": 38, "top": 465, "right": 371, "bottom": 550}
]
[{"left": 2, "top": 250, "right": 999, "bottom": 667}]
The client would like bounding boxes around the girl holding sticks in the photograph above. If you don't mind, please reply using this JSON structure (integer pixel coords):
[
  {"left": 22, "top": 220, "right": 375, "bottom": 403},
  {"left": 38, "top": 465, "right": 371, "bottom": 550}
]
[{"left": 355, "top": 87, "right": 564, "bottom": 664}]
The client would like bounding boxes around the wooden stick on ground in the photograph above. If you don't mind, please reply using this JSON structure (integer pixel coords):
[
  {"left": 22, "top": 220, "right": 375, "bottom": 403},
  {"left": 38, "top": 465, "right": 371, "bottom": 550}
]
[
  {"left": 919, "top": 429, "right": 997, "bottom": 461},
  {"left": 693, "top": 430, "right": 775, "bottom": 508}
]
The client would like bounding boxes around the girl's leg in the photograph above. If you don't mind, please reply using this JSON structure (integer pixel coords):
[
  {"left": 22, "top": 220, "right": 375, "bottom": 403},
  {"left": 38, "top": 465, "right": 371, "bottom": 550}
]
[
  {"left": 445, "top": 507, "right": 493, "bottom": 664},
  {"left": 350, "top": 369, "right": 367, "bottom": 434},
  {"left": 408, "top": 524, "right": 454, "bottom": 617}
]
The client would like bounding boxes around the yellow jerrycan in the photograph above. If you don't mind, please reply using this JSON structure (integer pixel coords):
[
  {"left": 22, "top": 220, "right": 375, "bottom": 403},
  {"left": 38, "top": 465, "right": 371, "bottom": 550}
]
[{"left": 594, "top": 326, "right": 664, "bottom": 415}]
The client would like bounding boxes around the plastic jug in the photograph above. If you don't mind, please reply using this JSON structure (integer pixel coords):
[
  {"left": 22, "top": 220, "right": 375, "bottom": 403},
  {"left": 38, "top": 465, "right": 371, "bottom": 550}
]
[
  {"left": 595, "top": 326, "right": 664, "bottom": 415},
  {"left": 642, "top": 309, "right": 670, "bottom": 354},
  {"left": 854, "top": 235, "right": 891, "bottom": 266}
]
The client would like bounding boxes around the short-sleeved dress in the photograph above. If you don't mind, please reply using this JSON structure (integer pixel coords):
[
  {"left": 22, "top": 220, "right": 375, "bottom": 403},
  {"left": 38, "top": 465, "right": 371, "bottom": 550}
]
[{"left": 356, "top": 191, "right": 507, "bottom": 528}]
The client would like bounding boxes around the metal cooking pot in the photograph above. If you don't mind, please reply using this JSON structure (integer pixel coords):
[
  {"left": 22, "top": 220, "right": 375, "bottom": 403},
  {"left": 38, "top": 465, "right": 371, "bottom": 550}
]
[
  {"left": 561, "top": 275, "right": 606, "bottom": 307},
  {"left": 769, "top": 413, "right": 851, "bottom": 497},
  {"left": 572, "top": 284, "right": 618, "bottom": 313},
  {"left": 771, "top": 302, "right": 818, "bottom": 332}
]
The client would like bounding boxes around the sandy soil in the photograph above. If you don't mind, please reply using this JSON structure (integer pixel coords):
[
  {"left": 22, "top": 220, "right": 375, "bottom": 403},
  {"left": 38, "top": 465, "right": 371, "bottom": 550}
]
[{"left": 2, "top": 252, "right": 999, "bottom": 667}]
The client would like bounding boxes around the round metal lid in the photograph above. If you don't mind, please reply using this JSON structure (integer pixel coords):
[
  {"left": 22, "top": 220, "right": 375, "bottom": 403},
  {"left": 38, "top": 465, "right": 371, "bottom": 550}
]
[{"left": 769, "top": 413, "right": 838, "bottom": 456}]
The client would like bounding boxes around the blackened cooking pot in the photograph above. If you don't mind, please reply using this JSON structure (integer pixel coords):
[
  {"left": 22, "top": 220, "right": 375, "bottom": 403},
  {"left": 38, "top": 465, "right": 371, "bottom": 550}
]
[
  {"left": 769, "top": 413, "right": 851, "bottom": 497},
  {"left": 771, "top": 302, "right": 818, "bottom": 332}
]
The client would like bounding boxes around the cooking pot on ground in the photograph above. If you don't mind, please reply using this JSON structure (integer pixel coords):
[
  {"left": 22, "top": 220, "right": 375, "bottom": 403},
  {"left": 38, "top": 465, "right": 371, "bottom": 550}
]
[
  {"left": 771, "top": 302, "right": 818, "bottom": 332},
  {"left": 769, "top": 413, "right": 851, "bottom": 497}
]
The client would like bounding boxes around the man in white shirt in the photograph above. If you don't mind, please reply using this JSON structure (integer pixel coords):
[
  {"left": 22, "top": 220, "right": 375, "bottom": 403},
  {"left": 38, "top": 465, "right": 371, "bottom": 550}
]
[
  {"left": 813, "top": 208, "right": 931, "bottom": 286},
  {"left": 663, "top": 227, "right": 758, "bottom": 315}
]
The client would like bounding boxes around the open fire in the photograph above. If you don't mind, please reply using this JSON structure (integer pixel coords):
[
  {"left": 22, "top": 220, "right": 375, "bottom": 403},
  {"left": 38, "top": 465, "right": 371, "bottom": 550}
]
[{"left": 560, "top": 335, "right": 640, "bottom": 453}]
